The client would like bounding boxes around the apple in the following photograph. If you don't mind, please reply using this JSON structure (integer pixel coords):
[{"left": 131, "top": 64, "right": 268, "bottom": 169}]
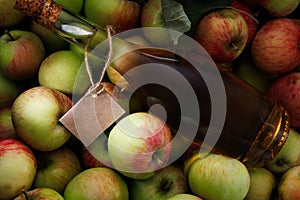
[
  {"left": 128, "top": 165, "right": 189, "bottom": 200},
  {"left": 245, "top": 0, "right": 299, "bottom": 17},
  {"left": 38, "top": 50, "right": 90, "bottom": 96},
  {"left": 80, "top": 132, "right": 113, "bottom": 169},
  {"left": 194, "top": 9, "right": 248, "bottom": 63},
  {"left": 277, "top": 165, "right": 300, "bottom": 200},
  {"left": 84, "top": 0, "right": 141, "bottom": 33},
  {"left": 267, "top": 72, "right": 300, "bottom": 128},
  {"left": 265, "top": 128, "right": 300, "bottom": 174},
  {"left": 54, "top": 0, "right": 83, "bottom": 13},
  {"left": 188, "top": 153, "right": 250, "bottom": 200},
  {"left": 14, "top": 188, "right": 64, "bottom": 200},
  {"left": 0, "top": 30, "right": 45, "bottom": 80},
  {"left": 0, "top": 107, "right": 18, "bottom": 139},
  {"left": 244, "top": 167, "right": 277, "bottom": 200},
  {"left": 11, "top": 86, "right": 73, "bottom": 151},
  {"left": 0, "top": 138, "right": 37, "bottom": 200},
  {"left": 0, "top": 72, "right": 19, "bottom": 109},
  {"left": 30, "top": 21, "right": 68, "bottom": 53},
  {"left": 64, "top": 167, "right": 129, "bottom": 200},
  {"left": 0, "top": 0, "right": 25, "bottom": 28},
  {"left": 251, "top": 18, "right": 300, "bottom": 74},
  {"left": 166, "top": 194, "right": 203, "bottom": 200},
  {"left": 32, "top": 146, "right": 82, "bottom": 194},
  {"left": 108, "top": 112, "right": 173, "bottom": 180}
]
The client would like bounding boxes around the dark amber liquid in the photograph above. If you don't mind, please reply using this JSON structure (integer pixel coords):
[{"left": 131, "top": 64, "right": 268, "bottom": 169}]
[{"left": 112, "top": 48, "right": 277, "bottom": 161}]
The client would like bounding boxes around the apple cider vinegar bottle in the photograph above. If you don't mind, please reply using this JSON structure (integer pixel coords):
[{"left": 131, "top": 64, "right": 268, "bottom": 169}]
[{"left": 14, "top": 0, "right": 290, "bottom": 167}]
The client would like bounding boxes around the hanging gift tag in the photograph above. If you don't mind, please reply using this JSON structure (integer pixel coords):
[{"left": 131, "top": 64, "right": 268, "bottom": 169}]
[{"left": 59, "top": 90, "right": 126, "bottom": 147}]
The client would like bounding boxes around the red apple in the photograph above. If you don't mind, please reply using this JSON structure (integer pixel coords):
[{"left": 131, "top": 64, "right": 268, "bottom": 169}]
[
  {"left": 0, "top": 138, "right": 37, "bottom": 199},
  {"left": 0, "top": 30, "right": 45, "bottom": 80},
  {"left": 194, "top": 9, "right": 248, "bottom": 63},
  {"left": 14, "top": 188, "right": 64, "bottom": 200},
  {"left": 251, "top": 18, "right": 300, "bottom": 74},
  {"left": 0, "top": 106, "right": 18, "bottom": 139}
]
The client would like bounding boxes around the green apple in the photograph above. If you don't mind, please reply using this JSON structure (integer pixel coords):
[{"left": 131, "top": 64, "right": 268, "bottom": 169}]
[
  {"left": 277, "top": 165, "right": 300, "bottom": 200},
  {"left": 0, "top": 138, "right": 37, "bottom": 200},
  {"left": 14, "top": 188, "right": 64, "bottom": 200},
  {"left": 64, "top": 167, "right": 129, "bottom": 200},
  {"left": 0, "top": 30, "right": 45, "bottom": 80},
  {"left": 0, "top": 72, "right": 19, "bottom": 109},
  {"left": 84, "top": 0, "right": 141, "bottom": 33},
  {"left": 265, "top": 128, "right": 300, "bottom": 174},
  {"left": 0, "top": 106, "right": 18, "bottom": 139},
  {"left": 32, "top": 146, "right": 82, "bottom": 194},
  {"left": 38, "top": 50, "right": 90, "bottom": 96},
  {"left": 166, "top": 194, "right": 203, "bottom": 200},
  {"left": 11, "top": 86, "right": 73, "bottom": 151},
  {"left": 54, "top": 0, "right": 84, "bottom": 13},
  {"left": 188, "top": 153, "right": 250, "bottom": 200},
  {"left": 128, "top": 165, "right": 189, "bottom": 200},
  {"left": 244, "top": 167, "right": 277, "bottom": 200},
  {"left": 0, "top": 0, "right": 25, "bottom": 27},
  {"left": 108, "top": 112, "right": 173, "bottom": 180}
]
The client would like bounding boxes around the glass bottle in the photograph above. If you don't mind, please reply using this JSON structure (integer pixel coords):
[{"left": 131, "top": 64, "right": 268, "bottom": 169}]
[{"left": 14, "top": 0, "right": 290, "bottom": 167}]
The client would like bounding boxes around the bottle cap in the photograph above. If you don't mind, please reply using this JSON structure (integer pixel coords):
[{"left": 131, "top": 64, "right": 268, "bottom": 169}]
[{"left": 14, "top": 0, "right": 62, "bottom": 29}]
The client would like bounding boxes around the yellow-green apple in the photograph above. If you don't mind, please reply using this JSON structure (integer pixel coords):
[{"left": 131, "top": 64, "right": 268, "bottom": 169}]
[
  {"left": 54, "top": 0, "right": 83, "bottom": 13},
  {"left": 0, "top": 138, "right": 37, "bottom": 200},
  {"left": 80, "top": 132, "right": 113, "bottom": 169},
  {"left": 32, "top": 146, "right": 82, "bottom": 194},
  {"left": 64, "top": 167, "right": 129, "bottom": 200},
  {"left": 194, "top": 9, "right": 248, "bottom": 63},
  {"left": 0, "top": 0, "right": 25, "bottom": 27},
  {"left": 251, "top": 18, "right": 300, "bottom": 74},
  {"left": 38, "top": 50, "right": 89, "bottom": 96},
  {"left": 84, "top": 0, "right": 141, "bottom": 33},
  {"left": 0, "top": 72, "right": 19, "bottom": 109},
  {"left": 245, "top": 0, "right": 299, "bottom": 17},
  {"left": 0, "top": 30, "right": 45, "bottom": 80},
  {"left": 14, "top": 188, "right": 64, "bottom": 200},
  {"left": 108, "top": 112, "right": 173, "bottom": 180},
  {"left": 0, "top": 107, "right": 17, "bottom": 139},
  {"left": 30, "top": 21, "right": 68, "bottom": 53},
  {"left": 277, "top": 165, "right": 300, "bottom": 200},
  {"left": 11, "top": 86, "right": 73, "bottom": 151},
  {"left": 267, "top": 72, "right": 300, "bottom": 128},
  {"left": 244, "top": 167, "right": 277, "bottom": 200},
  {"left": 188, "top": 153, "right": 250, "bottom": 200},
  {"left": 128, "top": 165, "right": 189, "bottom": 200},
  {"left": 265, "top": 128, "right": 300, "bottom": 174},
  {"left": 166, "top": 194, "right": 203, "bottom": 200}
]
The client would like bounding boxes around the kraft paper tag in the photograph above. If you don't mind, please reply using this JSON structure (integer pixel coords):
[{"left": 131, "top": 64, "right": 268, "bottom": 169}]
[{"left": 59, "top": 91, "right": 126, "bottom": 147}]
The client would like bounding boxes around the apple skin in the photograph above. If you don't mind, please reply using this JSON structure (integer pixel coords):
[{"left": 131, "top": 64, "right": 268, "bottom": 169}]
[
  {"left": 11, "top": 86, "right": 73, "bottom": 151},
  {"left": 84, "top": 0, "right": 141, "bottom": 33},
  {"left": 128, "top": 165, "right": 189, "bottom": 200},
  {"left": 38, "top": 50, "right": 89, "bottom": 96},
  {"left": 0, "top": 138, "right": 37, "bottom": 200},
  {"left": 108, "top": 112, "right": 173, "bottom": 180},
  {"left": 194, "top": 9, "right": 248, "bottom": 63},
  {"left": 277, "top": 165, "right": 300, "bottom": 200},
  {"left": 0, "top": 30, "right": 45, "bottom": 81},
  {"left": 188, "top": 153, "right": 250, "bottom": 200},
  {"left": 166, "top": 194, "right": 203, "bottom": 200},
  {"left": 0, "top": 72, "right": 19, "bottom": 109},
  {"left": 266, "top": 72, "right": 300, "bottom": 128},
  {"left": 265, "top": 128, "right": 300, "bottom": 174},
  {"left": 0, "top": 107, "right": 18, "bottom": 139},
  {"left": 251, "top": 18, "right": 300, "bottom": 74},
  {"left": 244, "top": 167, "right": 277, "bottom": 200},
  {"left": 64, "top": 167, "right": 129, "bottom": 200},
  {"left": 32, "top": 146, "right": 82, "bottom": 194},
  {"left": 14, "top": 188, "right": 64, "bottom": 200},
  {"left": 0, "top": 0, "right": 25, "bottom": 28}
]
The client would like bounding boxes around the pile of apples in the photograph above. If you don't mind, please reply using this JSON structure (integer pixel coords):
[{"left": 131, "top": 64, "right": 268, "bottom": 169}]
[{"left": 1, "top": 0, "right": 300, "bottom": 199}]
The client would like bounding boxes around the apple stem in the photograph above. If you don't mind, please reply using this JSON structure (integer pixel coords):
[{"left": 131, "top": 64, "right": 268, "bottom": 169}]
[
  {"left": 230, "top": 42, "right": 239, "bottom": 51},
  {"left": 4, "top": 30, "right": 15, "bottom": 41},
  {"left": 22, "top": 189, "right": 30, "bottom": 200}
]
